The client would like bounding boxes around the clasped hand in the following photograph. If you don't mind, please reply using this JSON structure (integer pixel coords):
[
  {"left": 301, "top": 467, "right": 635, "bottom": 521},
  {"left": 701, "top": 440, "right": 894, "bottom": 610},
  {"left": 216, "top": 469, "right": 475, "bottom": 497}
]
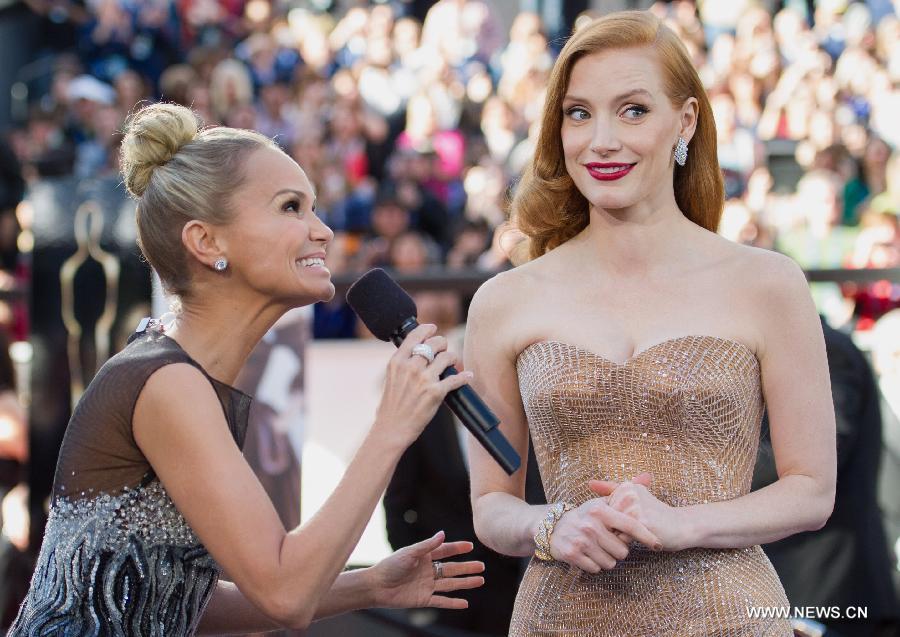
[{"left": 548, "top": 473, "right": 689, "bottom": 573}]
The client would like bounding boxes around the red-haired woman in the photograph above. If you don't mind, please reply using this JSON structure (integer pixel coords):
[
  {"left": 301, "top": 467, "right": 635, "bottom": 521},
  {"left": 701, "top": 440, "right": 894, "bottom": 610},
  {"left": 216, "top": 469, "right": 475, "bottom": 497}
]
[{"left": 465, "top": 11, "right": 835, "bottom": 636}]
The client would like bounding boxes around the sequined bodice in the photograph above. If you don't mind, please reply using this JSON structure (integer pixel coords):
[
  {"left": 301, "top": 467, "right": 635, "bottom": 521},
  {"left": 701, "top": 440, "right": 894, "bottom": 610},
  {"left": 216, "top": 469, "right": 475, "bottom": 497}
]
[
  {"left": 511, "top": 336, "right": 791, "bottom": 637},
  {"left": 10, "top": 329, "right": 251, "bottom": 637},
  {"left": 13, "top": 480, "right": 219, "bottom": 637}
]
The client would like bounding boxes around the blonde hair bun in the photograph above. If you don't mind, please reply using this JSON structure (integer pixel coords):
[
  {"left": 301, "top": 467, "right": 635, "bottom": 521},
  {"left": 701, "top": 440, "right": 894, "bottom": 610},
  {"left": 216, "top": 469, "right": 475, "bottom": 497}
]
[
  {"left": 121, "top": 103, "right": 200, "bottom": 198},
  {"left": 122, "top": 100, "right": 276, "bottom": 297}
]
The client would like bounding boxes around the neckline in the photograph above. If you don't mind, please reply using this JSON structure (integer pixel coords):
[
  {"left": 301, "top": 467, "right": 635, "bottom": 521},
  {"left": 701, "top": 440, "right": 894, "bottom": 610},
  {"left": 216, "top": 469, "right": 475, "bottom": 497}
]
[
  {"left": 157, "top": 332, "right": 253, "bottom": 401},
  {"left": 517, "top": 335, "right": 759, "bottom": 368}
]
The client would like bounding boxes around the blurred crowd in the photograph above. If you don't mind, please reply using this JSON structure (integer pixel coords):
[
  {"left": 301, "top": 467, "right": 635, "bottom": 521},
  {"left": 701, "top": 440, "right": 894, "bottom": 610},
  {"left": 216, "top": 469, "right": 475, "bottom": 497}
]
[
  {"left": 693, "top": 0, "right": 900, "bottom": 330},
  {"left": 3, "top": 0, "right": 900, "bottom": 338}
]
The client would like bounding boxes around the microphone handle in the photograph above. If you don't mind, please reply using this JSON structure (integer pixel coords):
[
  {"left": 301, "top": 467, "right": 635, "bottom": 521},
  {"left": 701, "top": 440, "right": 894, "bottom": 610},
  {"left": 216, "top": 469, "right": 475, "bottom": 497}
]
[
  {"left": 440, "top": 366, "right": 521, "bottom": 475},
  {"left": 391, "top": 319, "right": 522, "bottom": 475}
]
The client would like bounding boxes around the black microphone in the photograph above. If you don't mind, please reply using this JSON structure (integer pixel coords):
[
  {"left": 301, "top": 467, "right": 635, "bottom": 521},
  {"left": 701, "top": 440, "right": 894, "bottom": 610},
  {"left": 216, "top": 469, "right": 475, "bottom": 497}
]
[{"left": 346, "top": 268, "right": 521, "bottom": 475}]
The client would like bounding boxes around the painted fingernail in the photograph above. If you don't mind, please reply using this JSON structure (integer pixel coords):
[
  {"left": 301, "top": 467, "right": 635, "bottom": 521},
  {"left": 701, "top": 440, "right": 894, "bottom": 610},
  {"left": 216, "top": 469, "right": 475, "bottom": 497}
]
[{"left": 653, "top": 543, "right": 663, "bottom": 551}]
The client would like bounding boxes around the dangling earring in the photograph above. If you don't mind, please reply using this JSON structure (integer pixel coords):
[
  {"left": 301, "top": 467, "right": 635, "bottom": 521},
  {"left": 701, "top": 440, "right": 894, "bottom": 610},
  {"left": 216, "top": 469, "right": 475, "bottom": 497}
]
[
  {"left": 674, "top": 136, "right": 688, "bottom": 167},
  {"left": 213, "top": 258, "right": 228, "bottom": 272}
]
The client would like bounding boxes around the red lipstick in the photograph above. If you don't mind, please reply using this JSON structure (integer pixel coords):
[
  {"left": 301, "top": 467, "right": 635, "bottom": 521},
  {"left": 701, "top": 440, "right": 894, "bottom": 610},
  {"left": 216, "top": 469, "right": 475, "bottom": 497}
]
[{"left": 585, "top": 162, "right": 635, "bottom": 181}]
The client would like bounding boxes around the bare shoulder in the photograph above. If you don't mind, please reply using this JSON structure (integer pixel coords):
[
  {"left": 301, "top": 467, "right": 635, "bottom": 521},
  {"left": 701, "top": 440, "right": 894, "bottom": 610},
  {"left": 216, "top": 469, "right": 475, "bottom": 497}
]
[
  {"left": 467, "top": 255, "right": 557, "bottom": 362},
  {"left": 724, "top": 245, "right": 819, "bottom": 359},
  {"left": 468, "top": 269, "right": 526, "bottom": 354},
  {"left": 728, "top": 244, "right": 809, "bottom": 298},
  {"left": 469, "top": 268, "right": 521, "bottom": 312},
  {"left": 468, "top": 259, "right": 545, "bottom": 321}
]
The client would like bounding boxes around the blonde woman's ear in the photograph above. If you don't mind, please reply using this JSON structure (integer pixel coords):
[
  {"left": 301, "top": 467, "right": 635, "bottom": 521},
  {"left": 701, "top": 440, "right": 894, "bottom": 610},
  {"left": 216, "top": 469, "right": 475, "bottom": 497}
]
[{"left": 181, "top": 220, "right": 225, "bottom": 270}]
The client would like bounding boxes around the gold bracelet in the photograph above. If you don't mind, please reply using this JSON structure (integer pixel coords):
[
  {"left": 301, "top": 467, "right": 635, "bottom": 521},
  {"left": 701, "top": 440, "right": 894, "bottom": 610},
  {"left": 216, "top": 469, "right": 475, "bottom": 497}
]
[{"left": 533, "top": 501, "right": 572, "bottom": 561}]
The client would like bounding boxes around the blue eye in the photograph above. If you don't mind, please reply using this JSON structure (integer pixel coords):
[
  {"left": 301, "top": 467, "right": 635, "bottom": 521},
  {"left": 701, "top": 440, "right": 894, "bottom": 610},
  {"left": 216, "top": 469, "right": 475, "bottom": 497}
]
[
  {"left": 565, "top": 106, "right": 590, "bottom": 121},
  {"left": 623, "top": 105, "right": 648, "bottom": 119}
]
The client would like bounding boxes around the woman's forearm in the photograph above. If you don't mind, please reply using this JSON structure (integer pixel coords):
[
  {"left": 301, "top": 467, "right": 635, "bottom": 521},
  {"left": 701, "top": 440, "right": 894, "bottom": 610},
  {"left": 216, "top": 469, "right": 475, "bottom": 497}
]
[
  {"left": 197, "top": 581, "right": 280, "bottom": 635},
  {"left": 473, "top": 491, "right": 552, "bottom": 557},
  {"left": 201, "top": 427, "right": 404, "bottom": 629},
  {"left": 268, "top": 426, "right": 406, "bottom": 626},
  {"left": 677, "top": 474, "right": 834, "bottom": 550},
  {"left": 312, "top": 568, "right": 378, "bottom": 619},
  {"left": 198, "top": 570, "right": 379, "bottom": 634}
]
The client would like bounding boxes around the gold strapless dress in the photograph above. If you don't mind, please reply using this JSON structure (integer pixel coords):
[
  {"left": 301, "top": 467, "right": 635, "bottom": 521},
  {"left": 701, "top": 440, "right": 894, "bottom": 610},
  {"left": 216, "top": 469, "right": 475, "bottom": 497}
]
[{"left": 511, "top": 336, "right": 792, "bottom": 636}]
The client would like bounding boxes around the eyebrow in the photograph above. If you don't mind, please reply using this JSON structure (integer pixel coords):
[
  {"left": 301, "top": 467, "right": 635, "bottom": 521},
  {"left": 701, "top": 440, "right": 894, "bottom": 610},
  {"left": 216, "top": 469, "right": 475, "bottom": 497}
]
[
  {"left": 269, "top": 188, "right": 317, "bottom": 208},
  {"left": 563, "top": 88, "right": 653, "bottom": 104}
]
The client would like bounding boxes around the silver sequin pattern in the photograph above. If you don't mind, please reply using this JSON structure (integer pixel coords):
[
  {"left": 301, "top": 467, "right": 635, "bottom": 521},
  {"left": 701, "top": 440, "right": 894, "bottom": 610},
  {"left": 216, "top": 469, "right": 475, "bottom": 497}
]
[
  {"left": 510, "top": 336, "right": 792, "bottom": 636},
  {"left": 8, "top": 478, "right": 219, "bottom": 636}
]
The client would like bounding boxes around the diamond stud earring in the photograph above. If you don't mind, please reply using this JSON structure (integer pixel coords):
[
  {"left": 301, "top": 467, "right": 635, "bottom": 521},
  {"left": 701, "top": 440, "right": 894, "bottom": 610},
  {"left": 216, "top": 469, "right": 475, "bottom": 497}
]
[{"left": 213, "top": 258, "right": 228, "bottom": 272}]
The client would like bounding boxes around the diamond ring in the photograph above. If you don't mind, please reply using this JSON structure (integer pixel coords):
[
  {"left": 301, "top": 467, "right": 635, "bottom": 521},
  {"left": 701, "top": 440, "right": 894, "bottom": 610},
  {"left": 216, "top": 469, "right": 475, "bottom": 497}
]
[{"left": 412, "top": 343, "right": 436, "bottom": 363}]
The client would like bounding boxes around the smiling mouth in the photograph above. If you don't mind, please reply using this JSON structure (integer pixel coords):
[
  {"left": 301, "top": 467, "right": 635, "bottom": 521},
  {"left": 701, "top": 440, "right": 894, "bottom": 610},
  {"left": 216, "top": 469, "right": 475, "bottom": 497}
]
[
  {"left": 297, "top": 257, "right": 330, "bottom": 274},
  {"left": 584, "top": 163, "right": 636, "bottom": 181}
]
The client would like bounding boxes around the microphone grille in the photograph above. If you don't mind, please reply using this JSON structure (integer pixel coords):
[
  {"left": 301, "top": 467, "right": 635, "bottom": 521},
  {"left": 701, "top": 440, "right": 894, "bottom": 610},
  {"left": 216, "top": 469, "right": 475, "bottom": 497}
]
[{"left": 345, "top": 269, "right": 418, "bottom": 341}]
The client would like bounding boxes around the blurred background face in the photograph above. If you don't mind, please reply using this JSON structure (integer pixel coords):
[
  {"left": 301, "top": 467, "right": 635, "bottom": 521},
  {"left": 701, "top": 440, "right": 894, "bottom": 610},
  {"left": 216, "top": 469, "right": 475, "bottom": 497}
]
[
  {"left": 865, "top": 137, "right": 891, "bottom": 169},
  {"left": 371, "top": 200, "right": 410, "bottom": 240},
  {"left": 330, "top": 102, "right": 361, "bottom": 140},
  {"left": 798, "top": 173, "right": 843, "bottom": 228},
  {"left": 260, "top": 83, "right": 289, "bottom": 115},
  {"left": 225, "top": 103, "right": 257, "bottom": 129},
  {"left": 392, "top": 17, "right": 420, "bottom": 57},
  {"left": 561, "top": 46, "right": 689, "bottom": 214},
  {"left": 91, "top": 105, "right": 122, "bottom": 143},
  {"left": 114, "top": 70, "right": 145, "bottom": 110},
  {"left": 390, "top": 232, "right": 431, "bottom": 273}
]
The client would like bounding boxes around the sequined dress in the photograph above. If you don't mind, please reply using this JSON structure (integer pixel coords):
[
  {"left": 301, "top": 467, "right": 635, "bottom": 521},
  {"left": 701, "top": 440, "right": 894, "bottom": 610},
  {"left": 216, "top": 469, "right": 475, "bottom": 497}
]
[
  {"left": 511, "top": 336, "right": 792, "bottom": 636},
  {"left": 9, "top": 328, "right": 251, "bottom": 636}
]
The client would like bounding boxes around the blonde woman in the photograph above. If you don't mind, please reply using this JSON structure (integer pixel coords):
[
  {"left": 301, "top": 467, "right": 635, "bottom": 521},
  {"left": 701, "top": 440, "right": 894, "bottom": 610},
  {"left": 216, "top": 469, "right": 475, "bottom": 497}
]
[
  {"left": 464, "top": 11, "right": 835, "bottom": 636},
  {"left": 10, "top": 103, "right": 483, "bottom": 635}
]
